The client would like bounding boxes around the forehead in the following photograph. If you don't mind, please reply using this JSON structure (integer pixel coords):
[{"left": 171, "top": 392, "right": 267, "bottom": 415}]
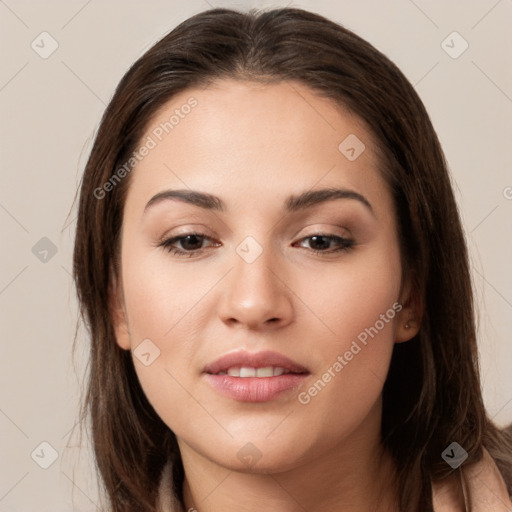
[{"left": 124, "top": 79, "right": 390, "bottom": 215}]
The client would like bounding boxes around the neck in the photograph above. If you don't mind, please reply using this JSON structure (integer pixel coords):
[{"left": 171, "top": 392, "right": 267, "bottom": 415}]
[{"left": 178, "top": 405, "right": 398, "bottom": 512}]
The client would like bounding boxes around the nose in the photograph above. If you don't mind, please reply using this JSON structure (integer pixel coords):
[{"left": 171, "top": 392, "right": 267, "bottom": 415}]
[{"left": 217, "top": 245, "right": 294, "bottom": 331}]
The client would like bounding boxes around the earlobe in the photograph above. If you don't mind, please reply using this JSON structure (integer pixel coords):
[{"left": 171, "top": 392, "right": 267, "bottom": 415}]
[
  {"left": 109, "top": 273, "right": 131, "bottom": 351},
  {"left": 395, "top": 279, "right": 423, "bottom": 343},
  {"left": 395, "top": 316, "right": 420, "bottom": 343}
]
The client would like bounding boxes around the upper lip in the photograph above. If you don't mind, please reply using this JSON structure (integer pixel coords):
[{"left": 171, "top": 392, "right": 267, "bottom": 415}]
[{"left": 204, "top": 350, "right": 309, "bottom": 375}]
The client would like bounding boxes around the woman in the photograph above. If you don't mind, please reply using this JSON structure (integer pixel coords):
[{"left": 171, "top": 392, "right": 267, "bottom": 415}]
[{"left": 72, "top": 7, "right": 512, "bottom": 512}]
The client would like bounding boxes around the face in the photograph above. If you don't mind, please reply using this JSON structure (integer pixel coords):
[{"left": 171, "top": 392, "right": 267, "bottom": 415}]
[{"left": 112, "top": 79, "right": 418, "bottom": 473}]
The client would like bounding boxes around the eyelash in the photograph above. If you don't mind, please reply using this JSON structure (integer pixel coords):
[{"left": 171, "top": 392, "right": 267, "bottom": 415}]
[{"left": 158, "top": 232, "right": 355, "bottom": 258}]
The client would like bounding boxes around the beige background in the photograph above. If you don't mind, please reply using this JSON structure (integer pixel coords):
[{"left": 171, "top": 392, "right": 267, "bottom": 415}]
[{"left": 0, "top": 0, "right": 511, "bottom": 510}]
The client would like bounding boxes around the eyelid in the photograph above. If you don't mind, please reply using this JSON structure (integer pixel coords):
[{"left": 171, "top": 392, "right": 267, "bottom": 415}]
[
  {"left": 158, "top": 231, "right": 355, "bottom": 259},
  {"left": 291, "top": 223, "right": 353, "bottom": 239},
  {"left": 157, "top": 224, "right": 216, "bottom": 243}
]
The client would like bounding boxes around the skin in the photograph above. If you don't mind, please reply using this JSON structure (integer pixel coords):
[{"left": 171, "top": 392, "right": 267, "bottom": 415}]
[{"left": 111, "top": 79, "right": 421, "bottom": 511}]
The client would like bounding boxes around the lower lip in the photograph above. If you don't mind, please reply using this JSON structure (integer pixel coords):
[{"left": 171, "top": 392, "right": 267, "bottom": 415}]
[{"left": 204, "top": 373, "right": 308, "bottom": 402}]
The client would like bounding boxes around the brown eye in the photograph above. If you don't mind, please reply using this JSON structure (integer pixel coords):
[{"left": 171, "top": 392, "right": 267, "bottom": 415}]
[
  {"left": 294, "top": 234, "right": 354, "bottom": 254},
  {"left": 160, "top": 233, "right": 220, "bottom": 257}
]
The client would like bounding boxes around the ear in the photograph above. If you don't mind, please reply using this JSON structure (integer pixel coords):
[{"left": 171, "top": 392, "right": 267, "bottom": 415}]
[
  {"left": 109, "top": 271, "right": 131, "bottom": 350},
  {"left": 394, "top": 277, "right": 423, "bottom": 343}
]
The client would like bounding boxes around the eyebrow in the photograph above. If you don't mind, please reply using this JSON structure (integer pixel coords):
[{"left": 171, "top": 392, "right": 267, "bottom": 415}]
[{"left": 143, "top": 187, "right": 374, "bottom": 216}]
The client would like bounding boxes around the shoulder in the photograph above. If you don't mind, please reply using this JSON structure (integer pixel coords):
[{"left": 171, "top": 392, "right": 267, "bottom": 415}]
[{"left": 433, "top": 448, "right": 512, "bottom": 511}]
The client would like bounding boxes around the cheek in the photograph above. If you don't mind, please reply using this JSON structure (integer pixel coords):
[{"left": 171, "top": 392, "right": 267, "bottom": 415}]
[
  {"left": 295, "top": 244, "right": 402, "bottom": 347},
  {"left": 119, "top": 244, "right": 214, "bottom": 405},
  {"left": 302, "top": 279, "right": 398, "bottom": 395},
  {"left": 292, "top": 246, "right": 401, "bottom": 413},
  {"left": 121, "top": 242, "right": 215, "bottom": 342},
  {"left": 119, "top": 249, "right": 210, "bottom": 429}
]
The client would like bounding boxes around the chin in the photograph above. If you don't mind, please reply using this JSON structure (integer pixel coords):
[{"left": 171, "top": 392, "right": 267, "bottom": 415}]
[
  {"left": 202, "top": 436, "right": 311, "bottom": 475},
  {"left": 218, "top": 450, "right": 305, "bottom": 475}
]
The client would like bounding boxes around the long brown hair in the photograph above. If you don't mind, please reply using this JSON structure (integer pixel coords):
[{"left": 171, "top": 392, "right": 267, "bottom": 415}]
[{"left": 72, "top": 7, "right": 512, "bottom": 511}]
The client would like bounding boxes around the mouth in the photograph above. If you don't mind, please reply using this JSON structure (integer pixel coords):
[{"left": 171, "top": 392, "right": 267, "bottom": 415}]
[
  {"left": 203, "top": 350, "right": 310, "bottom": 402},
  {"left": 214, "top": 366, "right": 300, "bottom": 377}
]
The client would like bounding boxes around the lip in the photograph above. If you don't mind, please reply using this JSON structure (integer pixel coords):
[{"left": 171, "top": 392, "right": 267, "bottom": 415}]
[
  {"left": 203, "top": 350, "right": 310, "bottom": 403},
  {"left": 203, "top": 349, "right": 309, "bottom": 375}
]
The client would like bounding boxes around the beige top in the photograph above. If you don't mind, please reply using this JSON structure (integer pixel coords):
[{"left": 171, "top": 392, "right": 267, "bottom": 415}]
[{"left": 157, "top": 449, "right": 512, "bottom": 512}]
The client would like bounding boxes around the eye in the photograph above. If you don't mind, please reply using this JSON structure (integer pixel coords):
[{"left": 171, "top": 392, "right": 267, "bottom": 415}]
[
  {"left": 294, "top": 234, "right": 354, "bottom": 255},
  {"left": 159, "top": 233, "right": 220, "bottom": 257},
  {"left": 158, "top": 232, "right": 354, "bottom": 258}
]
